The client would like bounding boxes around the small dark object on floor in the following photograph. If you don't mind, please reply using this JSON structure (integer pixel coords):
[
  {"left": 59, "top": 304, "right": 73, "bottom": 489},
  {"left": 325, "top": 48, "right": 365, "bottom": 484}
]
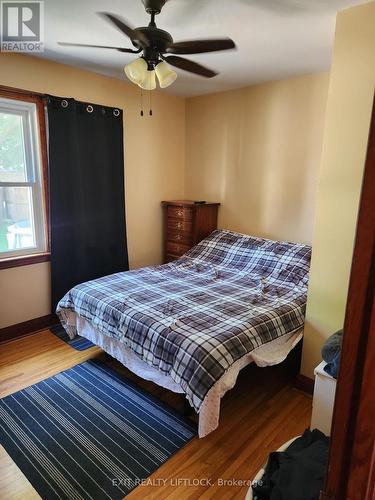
[
  {"left": 183, "top": 397, "right": 195, "bottom": 417},
  {"left": 252, "top": 428, "right": 329, "bottom": 500},
  {"left": 50, "top": 323, "right": 95, "bottom": 351}
]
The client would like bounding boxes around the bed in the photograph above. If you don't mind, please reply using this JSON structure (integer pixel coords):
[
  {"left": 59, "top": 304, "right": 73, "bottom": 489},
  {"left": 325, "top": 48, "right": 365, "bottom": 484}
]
[{"left": 57, "top": 229, "right": 311, "bottom": 437}]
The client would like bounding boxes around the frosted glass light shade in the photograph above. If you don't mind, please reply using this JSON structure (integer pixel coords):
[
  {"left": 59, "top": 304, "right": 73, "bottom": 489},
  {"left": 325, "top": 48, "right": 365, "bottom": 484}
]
[
  {"left": 124, "top": 58, "right": 148, "bottom": 85},
  {"left": 155, "top": 61, "right": 177, "bottom": 88},
  {"left": 139, "top": 70, "right": 156, "bottom": 90}
]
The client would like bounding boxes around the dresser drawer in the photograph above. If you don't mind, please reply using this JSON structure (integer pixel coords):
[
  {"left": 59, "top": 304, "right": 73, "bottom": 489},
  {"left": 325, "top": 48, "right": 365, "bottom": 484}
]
[
  {"left": 166, "top": 242, "right": 190, "bottom": 257},
  {"left": 167, "top": 230, "right": 192, "bottom": 245},
  {"left": 167, "top": 218, "right": 193, "bottom": 233},
  {"left": 162, "top": 200, "right": 220, "bottom": 264},
  {"left": 167, "top": 206, "right": 193, "bottom": 220}
]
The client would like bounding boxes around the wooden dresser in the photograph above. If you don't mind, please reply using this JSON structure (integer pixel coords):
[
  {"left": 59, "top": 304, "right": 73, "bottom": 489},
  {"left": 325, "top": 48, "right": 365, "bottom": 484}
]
[{"left": 161, "top": 200, "right": 220, "bottom": 263}]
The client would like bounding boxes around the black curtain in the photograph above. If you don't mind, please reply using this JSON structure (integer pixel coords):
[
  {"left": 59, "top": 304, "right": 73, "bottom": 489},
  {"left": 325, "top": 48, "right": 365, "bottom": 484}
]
[{"left": 48, "top": 97, "right": 129, "bottom": 311}]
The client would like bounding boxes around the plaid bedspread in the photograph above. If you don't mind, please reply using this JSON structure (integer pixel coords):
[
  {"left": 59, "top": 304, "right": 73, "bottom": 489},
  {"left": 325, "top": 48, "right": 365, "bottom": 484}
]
[{"left": 57, "top": 230, "right": 311, "bottom": 411}]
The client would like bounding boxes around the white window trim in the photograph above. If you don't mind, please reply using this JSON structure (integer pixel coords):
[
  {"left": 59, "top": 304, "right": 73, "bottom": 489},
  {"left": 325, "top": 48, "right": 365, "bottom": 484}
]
[{"left": 0, "top": 96, "right": 47, "bottom": 260}]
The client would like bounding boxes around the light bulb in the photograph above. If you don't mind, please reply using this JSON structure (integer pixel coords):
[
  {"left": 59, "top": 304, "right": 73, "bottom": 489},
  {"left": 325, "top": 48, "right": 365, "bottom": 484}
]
[
  {"left": 124, "top": 58, "right": 148, "bottom": 85},
  {"left": 155, "top": 61, "right": 177, "bottom": 88},
  {"left": 138, "top": 70, "right": 156, "bottom": 91}
]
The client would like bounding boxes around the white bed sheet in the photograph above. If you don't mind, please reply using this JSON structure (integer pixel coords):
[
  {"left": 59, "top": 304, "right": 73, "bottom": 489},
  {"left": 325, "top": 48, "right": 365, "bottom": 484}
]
[{"left": 64, "top": 310, "right": 303, "bottom": 437}]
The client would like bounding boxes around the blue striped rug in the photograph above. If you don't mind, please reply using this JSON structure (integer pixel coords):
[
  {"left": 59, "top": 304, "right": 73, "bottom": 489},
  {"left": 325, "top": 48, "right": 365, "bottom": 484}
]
[
  {"left": 0, "top": 359, "right": 196, "bottom": 499},
  {"left": 50, "top": 324, "right": 95, "bottom": 351}
]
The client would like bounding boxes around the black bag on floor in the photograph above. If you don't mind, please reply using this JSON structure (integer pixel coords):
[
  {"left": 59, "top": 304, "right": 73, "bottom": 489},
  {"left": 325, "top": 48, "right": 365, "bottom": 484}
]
[{"left": 252, "top": 429, "right": 329, "bottom": 500}]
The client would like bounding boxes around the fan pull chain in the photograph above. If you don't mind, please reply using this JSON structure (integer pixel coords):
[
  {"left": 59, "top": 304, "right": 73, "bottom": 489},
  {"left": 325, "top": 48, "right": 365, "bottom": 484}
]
[
  {"left": 140, "top": 88, "right": 144, "bottom": 117},
  {"left": 149, "top": 90, "right": 153, "bottom": 116}
]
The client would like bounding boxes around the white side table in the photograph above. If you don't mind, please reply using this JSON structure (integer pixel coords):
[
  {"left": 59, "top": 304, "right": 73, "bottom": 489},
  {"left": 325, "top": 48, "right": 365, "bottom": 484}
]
[{"left": 310, "top": 361, "right": 337, "bottom": 436}]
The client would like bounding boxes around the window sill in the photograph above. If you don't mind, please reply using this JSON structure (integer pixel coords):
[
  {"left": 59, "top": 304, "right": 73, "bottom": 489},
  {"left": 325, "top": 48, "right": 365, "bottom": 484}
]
[{"left": 0, "top": 253, "right": 50, "bottom": 270}]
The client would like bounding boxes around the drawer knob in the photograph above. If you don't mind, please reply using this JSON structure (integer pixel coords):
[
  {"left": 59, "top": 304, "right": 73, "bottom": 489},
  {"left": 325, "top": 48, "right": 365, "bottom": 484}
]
[
  {"left": 175, "top": 234, "right": 182, "bottom": 241},
  {"left": 176, "top": 210, "right": 183, "bottom": 217},
  {"left": 176, "top": 222, "right": 182, "bottom": 229}
]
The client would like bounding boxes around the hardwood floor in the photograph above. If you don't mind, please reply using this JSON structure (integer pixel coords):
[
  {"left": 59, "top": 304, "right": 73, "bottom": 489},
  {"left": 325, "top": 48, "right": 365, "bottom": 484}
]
[{"left": 0, "top": 330, "right": 312, "bottom": 499}]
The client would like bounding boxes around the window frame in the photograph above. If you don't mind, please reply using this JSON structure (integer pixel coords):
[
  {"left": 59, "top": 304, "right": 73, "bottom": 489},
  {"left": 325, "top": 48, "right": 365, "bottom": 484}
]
[{"left": 0, "top": 88, "right": 50, "bottom": 270}]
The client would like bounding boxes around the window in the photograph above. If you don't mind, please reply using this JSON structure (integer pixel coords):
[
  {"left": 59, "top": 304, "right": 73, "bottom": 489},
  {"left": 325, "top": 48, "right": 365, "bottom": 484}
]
[{"left": 0, "top": 94, "right": 48, "bottom": 265}]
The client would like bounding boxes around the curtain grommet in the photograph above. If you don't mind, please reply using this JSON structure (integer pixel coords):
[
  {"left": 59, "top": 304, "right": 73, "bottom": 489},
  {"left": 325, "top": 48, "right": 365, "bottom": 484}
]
[
  {"left": 86, "top": 104, "right": 94, "bottom": 113},
  {"left": 61, "top": 99, "right": 68, "bottom": 108},
  {"left": 113, "top": 109, "right": 120, "bottom": 117}
]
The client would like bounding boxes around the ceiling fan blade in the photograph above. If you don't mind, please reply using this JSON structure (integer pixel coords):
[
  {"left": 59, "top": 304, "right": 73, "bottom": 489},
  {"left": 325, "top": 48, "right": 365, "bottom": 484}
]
[
  {"left": 164, "top": 55, "right": 218, "bottom": 78},
  {"left": 97, "top": 12, "right": 150, "bottom": 48},
  {"left": 58, "top": 42, "right": 141, "bottom": 54},
  {"left": 166, "top": 38, "right": 236, "bottom": 55}
]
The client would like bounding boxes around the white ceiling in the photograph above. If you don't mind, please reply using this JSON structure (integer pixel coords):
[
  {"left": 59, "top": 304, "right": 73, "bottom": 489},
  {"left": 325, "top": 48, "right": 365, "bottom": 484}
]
[{"left": 39, "top": 0, "right": 367, "bottom": 97}]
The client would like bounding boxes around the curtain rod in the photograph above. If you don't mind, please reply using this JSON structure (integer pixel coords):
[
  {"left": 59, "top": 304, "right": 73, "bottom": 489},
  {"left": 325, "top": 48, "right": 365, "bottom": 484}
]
[
  {"left": 0, "top": 85, "right": 122, "bottom": 114},
  {"left": 0, "top": 84, "right": 46, "bottom": 98}
]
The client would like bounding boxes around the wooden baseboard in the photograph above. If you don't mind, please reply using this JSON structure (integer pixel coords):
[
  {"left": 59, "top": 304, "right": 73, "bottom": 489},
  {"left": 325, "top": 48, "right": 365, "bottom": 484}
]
[
  {"left": 0, "top": 314, "right": 59, "bottom": 343},
  {"left": 294, "top": 373, "right": 315, "bottom": 395}
]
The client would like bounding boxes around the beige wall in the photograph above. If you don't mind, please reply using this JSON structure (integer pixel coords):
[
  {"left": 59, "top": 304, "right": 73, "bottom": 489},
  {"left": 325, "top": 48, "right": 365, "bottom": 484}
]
[
  {"left": 185, "top": 73, "right": 329, "bottom": 245},
  {"left": 0, "top": 263, "right": 51, "bottom": 328},
  {"left": 0, "top": 53, "right": 185, "bottom": 328},
  {"left": 301, "top": 1, "right": 375, "bottom": 377}
]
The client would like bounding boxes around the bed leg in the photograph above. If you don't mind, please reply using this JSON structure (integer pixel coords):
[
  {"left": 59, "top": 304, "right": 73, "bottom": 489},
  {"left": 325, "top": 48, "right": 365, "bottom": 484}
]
[{"left": 183, "top": 398, "right": 194, "bottom": 417}]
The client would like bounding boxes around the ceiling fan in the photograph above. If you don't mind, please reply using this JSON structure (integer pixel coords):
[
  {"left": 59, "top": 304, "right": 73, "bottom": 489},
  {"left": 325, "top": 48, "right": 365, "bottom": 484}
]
[{"left": 58, "top": 0, "right": 236, "bottom": 90}]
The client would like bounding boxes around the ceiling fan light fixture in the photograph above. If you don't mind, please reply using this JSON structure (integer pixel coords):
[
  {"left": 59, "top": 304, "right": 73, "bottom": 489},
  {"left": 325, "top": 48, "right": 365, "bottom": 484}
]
[
  {"left": 124, "top": 57, "right": 148, "bottom": 85},
  {"left": 155, "top": 61, "right": 177, "bottom": 89},
  {"left": 59, "top": 4, "right": 237, "bottom": 94},
  {"left": 138, "top": 69, "right": 156, "bottom": 90},
  {"left": 60, "top": 5, "right": 236, "bottom": 96}
]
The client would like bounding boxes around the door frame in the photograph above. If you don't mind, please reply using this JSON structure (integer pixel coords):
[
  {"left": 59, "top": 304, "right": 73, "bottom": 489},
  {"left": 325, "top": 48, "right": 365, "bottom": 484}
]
[{"left": 322, "top": 94, "right": 375, "bottom": 499}]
